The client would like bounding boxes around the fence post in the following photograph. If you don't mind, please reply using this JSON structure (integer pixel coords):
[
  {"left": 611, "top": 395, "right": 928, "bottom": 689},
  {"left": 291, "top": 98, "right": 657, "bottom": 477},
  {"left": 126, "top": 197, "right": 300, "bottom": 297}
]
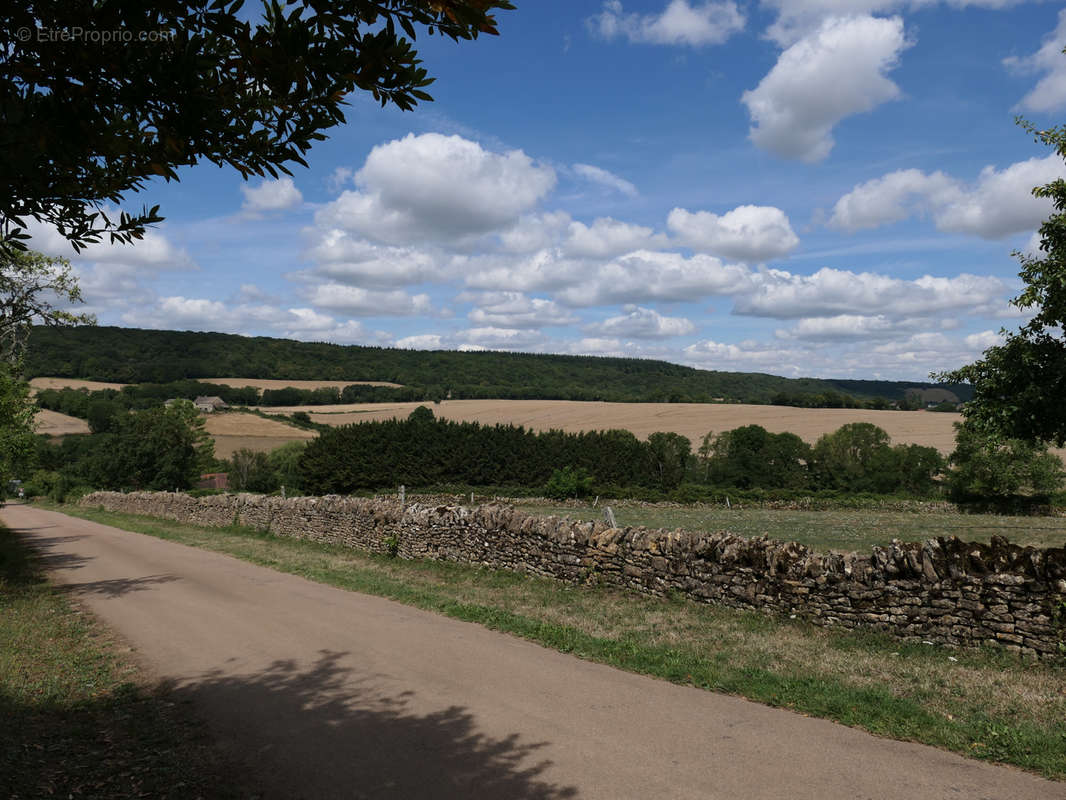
[
  {"left": 604, "top": 506, "right": 617, "bottom": 528},
  {"left": 399, "top": 484, "right": 405, "bottom": 506}
]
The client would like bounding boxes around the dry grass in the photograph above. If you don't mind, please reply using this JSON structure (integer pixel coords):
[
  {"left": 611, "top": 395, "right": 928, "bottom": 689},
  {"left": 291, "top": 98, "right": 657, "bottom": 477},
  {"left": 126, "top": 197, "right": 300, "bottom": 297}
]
[
  {"left": 33, "top": 409, "right": 90, "bottom": 435},
  {"left": 257, "top": 399, "right": 974, "bottom": 453},
  {"left": 29, "top": 377, "right": 127, "bottom": 392},
  {"left": 204, "top": 377, "right": 403, "bottom": 390}
]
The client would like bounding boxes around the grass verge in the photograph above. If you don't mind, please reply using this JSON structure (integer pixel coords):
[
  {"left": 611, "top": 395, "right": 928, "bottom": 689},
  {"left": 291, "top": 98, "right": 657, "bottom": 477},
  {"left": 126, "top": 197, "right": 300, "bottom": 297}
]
[
  {"left": 41, "top": 501, "right": 1066, "bottom": 782},
  {"left": 0, "top": 523, "right": 249, "bottom": 799}
]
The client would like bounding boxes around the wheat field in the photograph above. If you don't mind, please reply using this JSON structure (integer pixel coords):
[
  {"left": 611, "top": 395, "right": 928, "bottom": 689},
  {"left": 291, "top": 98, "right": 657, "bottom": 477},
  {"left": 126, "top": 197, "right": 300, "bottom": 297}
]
[{"left": 256, "top": 399, "right": 975, "bottom": 454}]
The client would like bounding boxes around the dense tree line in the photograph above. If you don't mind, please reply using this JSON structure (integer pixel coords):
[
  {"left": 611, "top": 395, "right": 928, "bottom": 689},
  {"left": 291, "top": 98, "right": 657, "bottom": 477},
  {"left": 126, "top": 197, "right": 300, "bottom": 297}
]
[
  {"left": 25, "top": 325, "right": 970, "bottom": 406},
  {"left": 299, "top": 407, "right": 661, "bottom": 494},
  {"left": 298, "top": 409, "right": 953, "bottom": 498}
]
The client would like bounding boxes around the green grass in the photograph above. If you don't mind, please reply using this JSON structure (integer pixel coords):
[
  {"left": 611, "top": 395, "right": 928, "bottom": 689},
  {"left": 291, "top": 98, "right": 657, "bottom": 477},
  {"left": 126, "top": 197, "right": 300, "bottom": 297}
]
[
  {"left": 45, "top": 501, "right": 1066, "bottom": 782},
  {"left": 512, "top": 501, "right": 1066, "bottom": 553},
  {"left": 0, "top": 524, "right": 247, "bottom": 799}
]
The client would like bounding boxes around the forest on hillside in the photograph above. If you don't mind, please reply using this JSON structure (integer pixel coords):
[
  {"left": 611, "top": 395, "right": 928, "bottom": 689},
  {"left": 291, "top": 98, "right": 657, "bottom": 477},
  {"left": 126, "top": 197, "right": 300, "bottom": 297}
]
[{"left": 25, "top": 326, "right": 972, "bottom": 406}]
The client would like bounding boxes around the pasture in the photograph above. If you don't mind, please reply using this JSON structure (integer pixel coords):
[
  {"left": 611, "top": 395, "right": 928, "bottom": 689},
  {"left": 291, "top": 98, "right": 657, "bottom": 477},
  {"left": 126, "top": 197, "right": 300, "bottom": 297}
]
[{"left": 513, "top": 501, "right": 1066, "bottom": 552}]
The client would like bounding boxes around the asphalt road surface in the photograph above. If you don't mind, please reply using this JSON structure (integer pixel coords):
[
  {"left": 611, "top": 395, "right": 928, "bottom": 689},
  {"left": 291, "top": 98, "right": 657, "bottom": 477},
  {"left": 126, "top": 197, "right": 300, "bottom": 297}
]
[{"left": 4, "top": 503, "right": 1063, "bottom": 800}]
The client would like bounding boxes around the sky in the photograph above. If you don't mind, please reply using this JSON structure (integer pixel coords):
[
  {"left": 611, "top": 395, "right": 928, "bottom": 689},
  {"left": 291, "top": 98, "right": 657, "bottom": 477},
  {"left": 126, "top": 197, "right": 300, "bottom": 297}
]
[{"left": 27, "top": 0, "right": 1066, "bottom": 381}]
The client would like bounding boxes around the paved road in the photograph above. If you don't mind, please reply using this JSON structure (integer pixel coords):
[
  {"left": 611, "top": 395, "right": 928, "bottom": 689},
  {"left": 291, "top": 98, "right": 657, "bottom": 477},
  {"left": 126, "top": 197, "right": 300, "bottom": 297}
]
[{"left": 4, "top": 503, "right": 1063, "bottom": 800}]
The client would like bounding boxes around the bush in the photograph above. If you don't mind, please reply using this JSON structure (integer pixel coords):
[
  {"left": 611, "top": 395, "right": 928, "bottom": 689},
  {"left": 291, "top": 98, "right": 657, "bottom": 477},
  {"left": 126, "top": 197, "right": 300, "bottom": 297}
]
[
  {"left": 948, "top": 422, "right": 1065, "bottom": 503},
  {"left": 544, "top": 466, "right": 595, "bottom": 500}
]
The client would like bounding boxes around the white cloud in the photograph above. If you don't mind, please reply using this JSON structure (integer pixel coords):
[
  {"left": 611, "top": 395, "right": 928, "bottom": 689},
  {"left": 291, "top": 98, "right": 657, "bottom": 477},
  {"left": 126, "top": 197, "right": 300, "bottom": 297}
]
[
  {"left": 118, "top": 297, "right": 383, "bottom": 344},
  {"left": 1004, "top": 9, "right": 1066, "bottom": 112},
  {"left": 741, "top": 15, "right": 908, "bottom": 162},
  {"left": 572, "top": 163, "right": 639, "bottom": 197},
  {"left": 316, "top": 133, "right": 556, "bottom": 245},
  {"left": 563, "top": 217, "right": 662, "bottom": 258},
  {"left": 735, "top": 267, "right": 1007, "bottom": 318},
  {"left": 302, "top": 230, "right": 446, "bottom": 287},
  {"left": 395, "top": 334, "right": 445, "bottom": 350},
  {"left": 589, "top": 0, "right": 745, "bottom": 46},
  {"left": 828, "top": 169, "right": 958, "bottom": 231},
  {"left": 555, "top": 249, "right": 753, "bottom": 306},
  {"left": 463, "top": 248, "right": 589, "bottom": 293},
  {"left": 566, "top": 337, "right": 626, "bottom": 356},
  {"left": 241, "top": 177, "right": 303, "bottom": 215},
  {"left": 667, "top": 205, "right": 799, "bottom": 262},
  {"left": 774, "top": 313, "right": 947, "bottom": 341},
  {"left": 304, "top": 284, "right": 433, "bottom": 316},
  {"left": 467, "top": 292, "right": 578, "bottom": 328},
  {"left": 27, "top": 217, "right": 195, "bottom": 270},
  {"left": 761, "top": 1, "right": 1025, "bottom": 47},
  {"left": 327, "top": 167, "right": 356, "bottom": 193},
  {"left": 830, "top": 155, "right": 1063, "bottom": 238},
  {"left": 456, "top": 326, "right": 547, "bottom": 350},
  {"left": 499, "top": 212, "right": 572, "bottom": 253},
  {"left": 586, "top": 305, "right": 696, "bottom": 338}
]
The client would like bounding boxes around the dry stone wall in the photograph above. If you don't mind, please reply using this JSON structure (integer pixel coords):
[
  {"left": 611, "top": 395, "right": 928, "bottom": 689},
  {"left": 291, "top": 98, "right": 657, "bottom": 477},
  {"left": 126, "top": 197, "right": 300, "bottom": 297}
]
[{"left": 81, "top": 491, "right": 1066, "bottom": 659}]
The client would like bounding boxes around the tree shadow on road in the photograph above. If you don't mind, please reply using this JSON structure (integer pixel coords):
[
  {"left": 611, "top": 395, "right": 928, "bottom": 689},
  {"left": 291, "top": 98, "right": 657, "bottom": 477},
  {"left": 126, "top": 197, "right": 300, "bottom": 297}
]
[
  {"left": 170, "top": 650, "right": 580, "bottom": 800},
  {"left": 15, "top": 533, "right": 93, "bottom": 572},
  {"left": 60, "top": 573, "right": 182, "bottom": 598}
]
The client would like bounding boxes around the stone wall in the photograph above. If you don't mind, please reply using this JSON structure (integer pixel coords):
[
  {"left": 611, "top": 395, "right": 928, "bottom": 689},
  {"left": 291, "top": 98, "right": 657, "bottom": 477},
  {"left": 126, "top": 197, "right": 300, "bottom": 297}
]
[{"left": 80, "top": 491, "right": 1066, "bottom": 658}]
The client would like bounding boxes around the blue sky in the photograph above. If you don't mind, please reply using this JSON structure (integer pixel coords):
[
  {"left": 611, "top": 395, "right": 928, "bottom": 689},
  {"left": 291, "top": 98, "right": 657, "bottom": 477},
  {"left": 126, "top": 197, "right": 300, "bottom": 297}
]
[{"left": 29, "top": 1, "right": 1066, "bottom": 380}]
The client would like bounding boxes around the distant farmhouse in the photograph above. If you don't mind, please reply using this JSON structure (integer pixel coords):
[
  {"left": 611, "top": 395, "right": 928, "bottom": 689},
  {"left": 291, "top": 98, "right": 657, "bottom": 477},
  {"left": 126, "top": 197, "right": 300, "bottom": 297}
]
[{"left": 193, "top": 396, "right": 228, "bottom": 413}]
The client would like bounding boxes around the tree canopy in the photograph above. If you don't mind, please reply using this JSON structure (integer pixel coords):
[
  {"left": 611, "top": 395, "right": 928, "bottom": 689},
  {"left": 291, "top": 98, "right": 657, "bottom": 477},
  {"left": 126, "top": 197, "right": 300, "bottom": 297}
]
[
  {"left": 1, "top": 250, "right": 94, "bottom": 364},
  {"left": 939, "top": 118, "right": 1066, "bottom": 445},
  {"left": 0, "top": 0, "right": 513, "bottom": 252}
]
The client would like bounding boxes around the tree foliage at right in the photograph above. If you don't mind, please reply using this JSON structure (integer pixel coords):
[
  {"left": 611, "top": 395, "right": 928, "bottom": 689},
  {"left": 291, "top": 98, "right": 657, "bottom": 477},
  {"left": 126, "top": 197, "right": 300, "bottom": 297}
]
[{"left": 940, "top": 119, "right": 1066, "bottom": 446}]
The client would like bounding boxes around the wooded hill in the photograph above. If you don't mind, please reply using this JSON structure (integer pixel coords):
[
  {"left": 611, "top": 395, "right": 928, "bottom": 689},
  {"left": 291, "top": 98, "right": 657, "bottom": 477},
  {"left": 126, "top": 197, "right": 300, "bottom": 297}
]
[{"left": 25, "top": 326, "right": 971, "bottom": 406}]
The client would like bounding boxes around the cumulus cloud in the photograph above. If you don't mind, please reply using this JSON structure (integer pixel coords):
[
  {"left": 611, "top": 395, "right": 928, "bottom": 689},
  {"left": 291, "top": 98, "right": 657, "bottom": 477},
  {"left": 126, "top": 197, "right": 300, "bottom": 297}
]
[
  {"left": 456, "top": 326, "right": 547, "bottom": 350},
  {"left": 555, "top": 250, "right": 752, "bottom": 307},
  {"left": 1004, "top": 8, "right": 1066, "bottom": 112},
  {"left": 829, "top": 155, "right": 1063, "bottom": 238},
  {"left": 463, "top": 249, "right": 590, "bottom": 293},
  {"left": 395, "top": 334, "right": 445, "bottom": 350},
  {"left": 499, "top": 212, "right": 572, "bottom": 253},
  {"left": 682, "top": 325, "right": 1007, "bottom": 380},
  {"left": 572, "top": 164, "right": 639, "bottom": 197},
  {"left": 467, "top": 292, "right": 578, "bottom": 328},
  {"left": 589, "top": 0, "right": 745, "bottom": 46},
  {"left": 303, "top": 284, "right": 433, "bottom": 317},
  {"left": 667, "top": 205, "right": 799, "bottom": 262},
  {"left": 741, "top": 15, "right": 908, "bottom": 162},
  {"left": 773, "top": 313, "right": 952, "bottom": 341},
  {"left": 315, "top": 133, "right": 556, "bottom": 245},
  {"left": 734, "top": 267, "right": 1007, "bottom": 318},
  {"left": 241, "top": 177, "right": 303, "bottom": 215},
  {"left": 563, "top": 217, "right": 662, "bottom": 258},
  {"left": 585, "top": 305, "right": 696, "bottom": 338},
  {"left": 119, "top": 296, "right": 383, "bottom": 344},
  {"left": 302, "top": 230, "right": 446, "bottom": 288}
]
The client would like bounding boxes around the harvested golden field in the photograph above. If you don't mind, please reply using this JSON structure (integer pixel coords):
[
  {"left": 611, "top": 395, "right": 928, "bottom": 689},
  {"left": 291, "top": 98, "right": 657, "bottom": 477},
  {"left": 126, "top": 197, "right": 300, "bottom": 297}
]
[
  {"left": 258, "top": 399, "right": 973, "bottom": 453},
  {"left": 34, "top": 409, "right": 90, "bottom": 435},
  {"left": 203, "top": 412, "right": 315, "bottom": 459},
  {"left": 29, "top": 377, "right": 127, "bottom": 392},
  {"left": 204, "top": 377, "right": 403, "bottom": 390}
]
